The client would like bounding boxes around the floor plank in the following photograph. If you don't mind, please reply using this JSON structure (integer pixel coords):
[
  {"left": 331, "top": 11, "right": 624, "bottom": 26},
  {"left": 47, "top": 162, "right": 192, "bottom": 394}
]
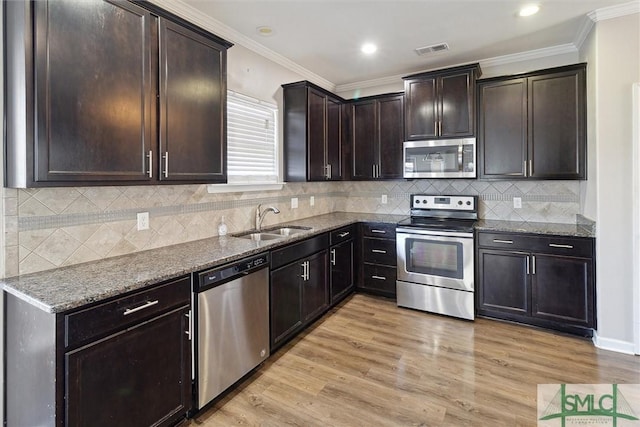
[{"left": 191, "top": 294, "right": 640, "bottom": 426}]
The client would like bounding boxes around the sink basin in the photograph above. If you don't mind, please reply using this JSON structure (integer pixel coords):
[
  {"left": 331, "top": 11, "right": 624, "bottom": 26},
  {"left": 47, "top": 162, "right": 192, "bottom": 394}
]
[
  {"left": 234, "top": 232, "right": 284, "bottom": 241},
  {"left": 262, "top": 226, "right": 312, "bottom": 236}
]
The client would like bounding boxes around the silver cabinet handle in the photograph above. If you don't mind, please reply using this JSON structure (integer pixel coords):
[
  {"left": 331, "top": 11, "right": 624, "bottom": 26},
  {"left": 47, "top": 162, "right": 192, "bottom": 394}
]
[
  {"left": 163, "top": 151, "right": 169, "bottom": 178},
  {"left": 338, "top": 231, "right": 350, "bottom": 238},
  {"left": 147, "top": 150, "right": 153, "bottom": 178},
  {"left": 371, "top": 229, "right": 386, "bottom": 234},
  {"left": 526, "top": 256, "right": 530, "bottom": 275},
  {"left": 301, "top": 261, "right": 308, "bottom": 280},
  {"left": 531, "top": 255, "right": 536, "bottom": 275},
  {"left": 372, "top": 164, "right": 376, "bottom": 178},
  {"left": 529, "top": 159, "right": 533, "bottom": 177},
  {"left": 493, "top": 239, "right": 513, "bottom": 244},
  {"left": 371, "top": 249, "right": 387, "bottom": 254},
  {"left": 371, "top": 275, "right": 386, "bottom": 280},
  {"left": 438, "top": 120, "right": 442, "bottom": 136},
  {"left": 549, "top": 243, "right": 574, "bottom": 249},
  {"left": 330, "top": 249, "right": 336, "bottom": 266},
  {"left": 327, "top": 164, "right": 332, "bottom": 179},
  {"left": 123, "top": 300, "right": 159, "bottom": 316},
  {"left": 524, "top": 160, "right": 527, "bottom": 177},
  {"left": 185, "top": 311, "right": 191, "bottom": 340}
]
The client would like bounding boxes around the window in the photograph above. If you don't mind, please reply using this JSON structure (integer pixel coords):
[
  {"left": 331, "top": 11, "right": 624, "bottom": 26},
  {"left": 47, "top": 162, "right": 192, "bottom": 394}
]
[{"left": 226, "top": 90, "right": 279, "bottom": 184}]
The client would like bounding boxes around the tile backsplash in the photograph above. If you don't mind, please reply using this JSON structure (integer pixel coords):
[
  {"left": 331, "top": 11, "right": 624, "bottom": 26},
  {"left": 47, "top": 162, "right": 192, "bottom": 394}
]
[{"left": 3, "top": 179, "right": 580, "bottom": 277}]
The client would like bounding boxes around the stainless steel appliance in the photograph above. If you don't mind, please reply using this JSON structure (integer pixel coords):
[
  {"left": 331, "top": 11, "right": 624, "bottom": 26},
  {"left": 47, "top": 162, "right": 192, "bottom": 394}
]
[
  {"left": 194, "top": 253, "right": 270, "bottom": 409},
  {"left": 403, "top": 138, "right": 476, "bottom": 178},
  {"left": 396, "top": 195, "right": 477, "bottom": 320}
]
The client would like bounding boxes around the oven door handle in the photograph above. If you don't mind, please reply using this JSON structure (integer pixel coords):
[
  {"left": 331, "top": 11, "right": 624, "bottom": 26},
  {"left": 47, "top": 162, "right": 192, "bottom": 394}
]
[{"left": 396, "top": 228, "right": 474, "bottom": 239}]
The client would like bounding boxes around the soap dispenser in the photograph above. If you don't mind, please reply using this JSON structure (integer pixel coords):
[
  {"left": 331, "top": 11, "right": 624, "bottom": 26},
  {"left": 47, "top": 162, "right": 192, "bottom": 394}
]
[{"left": 218, "top": 216, "right": 228, "bottom": 236}]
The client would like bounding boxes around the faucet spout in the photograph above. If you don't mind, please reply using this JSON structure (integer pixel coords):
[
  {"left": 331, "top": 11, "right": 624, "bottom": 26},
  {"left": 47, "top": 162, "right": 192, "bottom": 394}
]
[{"left": 256, "top": 204, "right": 280, "bottom": 231}]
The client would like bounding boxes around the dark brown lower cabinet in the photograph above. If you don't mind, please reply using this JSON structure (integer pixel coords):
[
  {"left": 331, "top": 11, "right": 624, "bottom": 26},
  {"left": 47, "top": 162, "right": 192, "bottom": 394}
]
[
  {"left": 66, "top": 307, "right": 191, "bottom": 427},
  {"left": 358, "top": 222, "right": 397, "bottom": 298},
  {"left": 330, "top": 239, "right": 355, "bottom": 304},
  {"left": 5, "top": 276, "right": 192, "bottom": 427},
  {"left": 270, "top": 234, "right": 329, "bottom": 351},
  {"left": 476, "top": 231, "right": 595, "bottom": 336}
]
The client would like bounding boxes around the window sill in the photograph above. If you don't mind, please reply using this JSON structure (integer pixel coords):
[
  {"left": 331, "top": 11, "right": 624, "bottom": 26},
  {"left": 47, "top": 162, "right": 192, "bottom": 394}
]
[{"left": 206, "top": 182, "right": 284, "bottom": 194}]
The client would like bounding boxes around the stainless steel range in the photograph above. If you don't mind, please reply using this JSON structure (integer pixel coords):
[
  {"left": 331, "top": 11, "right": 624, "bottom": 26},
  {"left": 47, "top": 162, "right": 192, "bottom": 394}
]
[{"left": 396, "top": 194, "right": 477, "bottom": 320}]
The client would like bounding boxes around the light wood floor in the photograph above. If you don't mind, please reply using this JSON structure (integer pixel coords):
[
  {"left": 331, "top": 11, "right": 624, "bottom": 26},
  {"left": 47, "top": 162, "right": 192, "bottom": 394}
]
[{"left": 192, "top": 294, "right": 639, "bottom": 426}]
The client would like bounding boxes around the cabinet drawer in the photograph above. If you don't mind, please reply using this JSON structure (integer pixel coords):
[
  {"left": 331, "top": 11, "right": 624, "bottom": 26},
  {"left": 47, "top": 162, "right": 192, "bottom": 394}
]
[
  {"left": 362, "top": 238, "right": 396, "bottom": 265},
  {"left": 361, "top": 264, "right": 397, "bottom": 293},
  {"left": 271, "top": 233, "right": 328, "bottom": 270},
  {"left": 361, "top": 222, "right": 396, "bottom": 238},
  {"left": 478, "top": 232, "right": 593, "bottom": 258},
  {"left": 65, "top": 276, "right": 191, "bottom": 349},
  {"left": 330, "top": 224, "right": 356, "bottom": 245}
]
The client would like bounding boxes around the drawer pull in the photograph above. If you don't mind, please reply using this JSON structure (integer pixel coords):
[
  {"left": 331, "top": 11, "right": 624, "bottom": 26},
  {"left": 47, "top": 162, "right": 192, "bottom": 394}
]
[
  {"left": 371, "top": 249, "right": 387, "bottom": 254},
  {"left": 371, "top": 229, "right": 387, "bottom": 234},
  {"left": 549, "top": 243, "right": 574, "bottom": 249},
  {"left": 123, "top": 300, "right": 159, "bottom": 316},
  {"left": 371, "top": 275, "right": 386, "bottom": 280},
  {"left": 493, "top": 239, "right": 513, "bottom": 244},
  {"left": 338, "top": 231, "right": 350, "bottom": 238}
]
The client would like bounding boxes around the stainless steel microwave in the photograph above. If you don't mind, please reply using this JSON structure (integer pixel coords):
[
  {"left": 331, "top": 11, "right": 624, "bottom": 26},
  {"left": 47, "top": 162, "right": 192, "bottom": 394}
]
[{"left": 403, "top": 138, "right": 476, "bottom": 179}]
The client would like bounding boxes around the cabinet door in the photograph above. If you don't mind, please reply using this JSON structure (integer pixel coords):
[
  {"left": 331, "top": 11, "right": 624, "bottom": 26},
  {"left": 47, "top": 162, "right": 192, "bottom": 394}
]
[
  {"left": 34, "top": 0, "right": 154, "bottom": 183},
  {"left": 159, "top": 19, "right": 226, "bottom": 182},
  {"left": 302, "top": 251, "right": 329, "bottom": 323},
  {"left": 307, "top": 89, "right": 328, "bottom": 181},
  {"left": 351, "top": 100, "right": 377, "bottom": 179},
  {"left": 478, "top": 79, "right": 527, "bottom": 178},
  {"left": 531, "top": 254, "right": 594, "bottom": 327},
  {"left": 404, "top": 78, "right": 437, "bottom": 140},
  {"left": 330, "top": 241, "right": 354, "bottom": 305},
  {"left": 477, "top": 249, "right": 530, "bottom": 317},
  {"left": 66, "top": 307, "right": 191, "bottom": 427},
  {"left": 326, "top": 96, "right": 343, "bottom": 180},
  {"left": 439, "top": 71, "right": 475, "bottom": 138},
  {"left": 528, "top": 69, "right": 586, "bottom": 179},
  {"left": 377, "top": 95, "right": 404, "bottom": 179},
  {"left": 270, "top": 262, "right": 303, "bottom": 347}
]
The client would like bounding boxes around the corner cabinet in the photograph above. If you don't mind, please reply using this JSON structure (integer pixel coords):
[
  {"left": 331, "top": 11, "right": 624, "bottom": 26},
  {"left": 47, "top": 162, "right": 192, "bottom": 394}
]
[
  {"left": 283, "top": 81, "right": 345, "bottom": 181},
  {"left": 4, "top": 0, "right": 231, "bottom": 188},
  {"left": 478, "top": 64, "right": 586, "bottom": 180},
  {"left": 476, "top": 231, "right": 595, "bottom": 336},
  {"left": 349, "top": 94, "right": 404, "bottom": 180},
  {"left": 403, "top": 63, "right": 481, "bottom": 140},
  {"left": 5, "top": 276, "right": 192, "bottom": 426}
]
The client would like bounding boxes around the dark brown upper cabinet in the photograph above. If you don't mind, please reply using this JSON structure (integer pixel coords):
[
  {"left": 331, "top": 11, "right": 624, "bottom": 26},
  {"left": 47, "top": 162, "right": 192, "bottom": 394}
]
[
  {"left": 282, "top": 81, "right": 345, "bottom": 181},
  {"left": 478, "top": 63, "right": 586, "bottom": 180},
  {"left": 350, "top": 93, "right": 404, "bottom": 180},
  {"left": 4, "top": 0, "right": 231, "bottom": 188},
  {"left": 403, "top": 63, "right": 481, "bottom": 140}
]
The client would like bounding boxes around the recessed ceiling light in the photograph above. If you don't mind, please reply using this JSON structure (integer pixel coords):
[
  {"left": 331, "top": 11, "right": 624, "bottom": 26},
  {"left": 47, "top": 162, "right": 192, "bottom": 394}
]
[
  {"left": 256, "top": 26, "right": 274, "bottom": 36},
  {"left": 361, "top": 43, "right": 377, "bottom": 55},
  {"left": 519, "top": 4, "right": 540, "bottom": 17}
]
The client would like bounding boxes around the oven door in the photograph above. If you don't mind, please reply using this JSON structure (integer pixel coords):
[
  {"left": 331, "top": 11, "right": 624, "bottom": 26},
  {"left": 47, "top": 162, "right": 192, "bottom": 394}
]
[{"left": 396, "top": 228, "right": 474, "bottom": 292}]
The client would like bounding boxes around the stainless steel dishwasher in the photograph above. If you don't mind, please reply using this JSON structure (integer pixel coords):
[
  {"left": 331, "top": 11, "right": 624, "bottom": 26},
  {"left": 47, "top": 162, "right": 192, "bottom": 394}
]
[{"left": 194, "top": 252, "right": 270, "bottom": 410}]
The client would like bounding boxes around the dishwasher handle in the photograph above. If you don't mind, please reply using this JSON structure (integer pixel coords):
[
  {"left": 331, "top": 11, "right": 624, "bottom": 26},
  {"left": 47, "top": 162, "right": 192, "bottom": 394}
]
[{"left": 196, "top": 252, "right": 270, "bottom": 292}]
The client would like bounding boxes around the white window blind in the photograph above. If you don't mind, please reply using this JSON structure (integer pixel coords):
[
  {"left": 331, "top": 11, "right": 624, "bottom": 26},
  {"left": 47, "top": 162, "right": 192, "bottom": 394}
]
[{"left": 227, "top": 91, "right": 279, "bottom": 184}]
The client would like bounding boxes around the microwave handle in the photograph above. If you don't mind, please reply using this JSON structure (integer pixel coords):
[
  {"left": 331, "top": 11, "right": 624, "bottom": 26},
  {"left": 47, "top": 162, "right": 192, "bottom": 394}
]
[{"left": 458, "top": 144, "right": 463, "bottom": 171}]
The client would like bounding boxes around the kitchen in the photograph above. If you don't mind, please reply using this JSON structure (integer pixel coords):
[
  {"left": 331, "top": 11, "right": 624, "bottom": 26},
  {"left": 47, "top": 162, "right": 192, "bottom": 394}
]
[{"left": 1, "top": 0, "right": 640, "bottom": 425}]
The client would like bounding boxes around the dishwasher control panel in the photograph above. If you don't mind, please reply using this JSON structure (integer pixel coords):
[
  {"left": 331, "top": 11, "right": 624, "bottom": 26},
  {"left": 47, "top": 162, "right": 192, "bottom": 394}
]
[{"left": 196, "top": 252, "right": 269, "bottom": 291}]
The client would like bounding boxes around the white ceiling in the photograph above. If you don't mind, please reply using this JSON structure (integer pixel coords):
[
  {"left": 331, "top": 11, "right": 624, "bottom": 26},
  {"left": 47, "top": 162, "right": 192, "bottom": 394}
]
[{"left": 181, "top": 0, "right": 636, "bottom": 87}]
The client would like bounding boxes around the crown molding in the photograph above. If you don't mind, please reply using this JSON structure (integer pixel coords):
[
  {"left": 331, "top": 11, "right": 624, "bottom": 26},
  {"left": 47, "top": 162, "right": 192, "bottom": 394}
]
[
  {"left": 588, "top": 1, "right": 640, "bottom": 22},
  {"left": 480, "top": 43, "right": 577, "bottom": 68},
  {"left": 574, "top": 16, "right": 596, "bottom": 50},
  {"left": 147, "top": 0, "right": 336, "bottom": 92},
  {"left": 336, "top": 75, "right": 404, "bottom": 94}
]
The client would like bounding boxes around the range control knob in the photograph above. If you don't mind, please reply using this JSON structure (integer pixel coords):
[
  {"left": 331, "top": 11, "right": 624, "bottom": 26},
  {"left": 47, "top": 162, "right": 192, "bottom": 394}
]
[
  {"left": 466, "top": 201, "right": 472, "bottom": 206},
  {"left": 415, "top": 200, "right": 420, "bottom": 204},
  {"left": 423, "top": 199, "right": 428, "bottom": 204},
  {"left": 458, "top": 201, "right": 463, "bottom": 205}
]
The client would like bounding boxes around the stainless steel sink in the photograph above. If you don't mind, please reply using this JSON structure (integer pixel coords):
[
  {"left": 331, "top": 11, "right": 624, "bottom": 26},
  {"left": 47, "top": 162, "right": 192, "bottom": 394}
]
[
  {"left": 234, "top": 232, "right": 284, "bottom": 241},
  {"left": 232, "top": 225, "right": 312, "bottom": 241}
]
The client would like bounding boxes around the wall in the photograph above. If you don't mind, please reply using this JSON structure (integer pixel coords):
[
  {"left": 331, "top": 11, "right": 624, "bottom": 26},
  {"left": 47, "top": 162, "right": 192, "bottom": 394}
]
[{"left": 580, "top": 12, "right": 640, "bottom": 352}]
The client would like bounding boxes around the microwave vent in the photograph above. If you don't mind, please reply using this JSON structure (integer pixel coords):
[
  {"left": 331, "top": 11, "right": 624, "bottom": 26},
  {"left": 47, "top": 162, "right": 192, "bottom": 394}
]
[{"left": 415, "top": 43, "right": 450, "bottom": 56}]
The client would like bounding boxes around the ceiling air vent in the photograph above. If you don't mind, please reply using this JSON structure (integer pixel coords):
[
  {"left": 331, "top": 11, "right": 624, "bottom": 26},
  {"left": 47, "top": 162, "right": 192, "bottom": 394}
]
[{"left": 415, "top": 43, "right": 450, "bottom": 56}]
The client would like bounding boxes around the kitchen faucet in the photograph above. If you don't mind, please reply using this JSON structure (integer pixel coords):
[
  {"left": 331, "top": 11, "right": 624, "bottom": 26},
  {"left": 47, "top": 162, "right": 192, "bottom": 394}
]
[{"left": 255, "top": 204, "right": 280, "bottom": 231}]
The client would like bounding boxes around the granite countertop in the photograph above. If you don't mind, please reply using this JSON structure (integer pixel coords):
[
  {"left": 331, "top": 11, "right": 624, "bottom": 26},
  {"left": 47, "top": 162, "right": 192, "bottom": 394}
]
[
  {"left": 1, "top": 212, "right": 405, "bottom": 314},
  {"left": 475, "top": 219, "right": 595, "bottom": 238}
]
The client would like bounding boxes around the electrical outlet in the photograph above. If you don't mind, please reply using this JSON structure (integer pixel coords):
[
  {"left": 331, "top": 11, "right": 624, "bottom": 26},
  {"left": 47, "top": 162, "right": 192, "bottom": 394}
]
[
  {"left": 137, "top": 212, "right": 149, "bottom": 230},
  {"left": 381, "top": 194, "right": 388, "bottom": 204},
  {"left": 291, "top": 197, "right": 298, "bottom": 209},
  {"left": 310, "top": 196, "right": 315, "bottom": 207},
  {"left": 513, "top": 197, "right": 522, "bottom": 209}
]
